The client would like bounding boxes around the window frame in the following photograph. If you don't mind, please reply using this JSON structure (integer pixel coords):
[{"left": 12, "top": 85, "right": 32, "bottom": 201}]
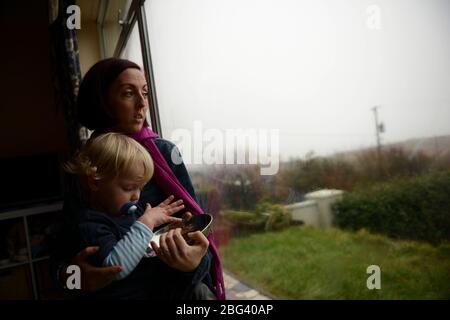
[{"left": 102, "top": 0, "right": 162, "bottom": 136}]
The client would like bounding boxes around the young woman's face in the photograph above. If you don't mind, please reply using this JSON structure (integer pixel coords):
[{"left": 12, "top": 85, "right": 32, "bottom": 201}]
[
  {"left": 108, "top": 68, "right": 149, "bottom": 134},
  {"left": 91, "top": 162, "right": 148, "bottom": 216}
]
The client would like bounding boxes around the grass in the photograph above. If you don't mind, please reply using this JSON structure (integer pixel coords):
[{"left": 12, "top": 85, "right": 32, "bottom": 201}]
[{"left": 218, "top": 226, "right": 450, "bottom": 299}]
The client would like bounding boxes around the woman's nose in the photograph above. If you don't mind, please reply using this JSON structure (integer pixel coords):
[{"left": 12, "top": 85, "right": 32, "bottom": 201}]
[{"left": 136, "top": 92, "right": 147, "bottom": 109}]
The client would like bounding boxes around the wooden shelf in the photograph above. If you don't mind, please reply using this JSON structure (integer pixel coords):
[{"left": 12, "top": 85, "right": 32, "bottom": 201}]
[
  {"left": 0, "top": 201, "right": 63, "bottom": 221},
  {"left": 0, "top": 202, "right": 63, "bottom": 299},
  {"left": 0, "top": 260, "right": 29, "bottom": 271}
]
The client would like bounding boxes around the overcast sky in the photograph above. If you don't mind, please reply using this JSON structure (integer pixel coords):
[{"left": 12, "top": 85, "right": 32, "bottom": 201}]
[{"left": 124, "top": 0, "right": 450, "bottom": 161}]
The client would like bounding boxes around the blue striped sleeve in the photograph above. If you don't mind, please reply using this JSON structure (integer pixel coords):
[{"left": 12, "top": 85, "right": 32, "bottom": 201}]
[{"left": 103, "top": 221, "right": 153, "bottom": 280}]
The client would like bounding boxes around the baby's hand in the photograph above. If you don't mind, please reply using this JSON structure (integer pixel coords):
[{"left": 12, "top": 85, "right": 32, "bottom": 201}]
[{"left": 138, "top": 195, "right": 184, "bottom": 230}]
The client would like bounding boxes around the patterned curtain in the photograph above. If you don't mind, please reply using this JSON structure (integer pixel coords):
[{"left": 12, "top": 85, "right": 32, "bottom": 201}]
[{"left": 49, "top": 0, "right": 82, "bottom": 156}]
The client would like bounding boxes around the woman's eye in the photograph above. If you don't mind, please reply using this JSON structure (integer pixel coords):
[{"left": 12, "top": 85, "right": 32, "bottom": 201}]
[
  {"left": 123, "top": 91, "right": 133, "bottom": 97},
  {"left": 143, "top": 92, "right": 149, "bottom": 97}
]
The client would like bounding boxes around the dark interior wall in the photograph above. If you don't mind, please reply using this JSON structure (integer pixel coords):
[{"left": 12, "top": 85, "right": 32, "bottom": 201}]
[{"left": 0, "top": 0, "right": 67, "bottom": 158}]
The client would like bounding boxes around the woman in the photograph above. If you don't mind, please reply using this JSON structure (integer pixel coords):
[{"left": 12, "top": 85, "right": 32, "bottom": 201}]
[{"left": 51, "top": 58, "right": 225, "bottom": 300}]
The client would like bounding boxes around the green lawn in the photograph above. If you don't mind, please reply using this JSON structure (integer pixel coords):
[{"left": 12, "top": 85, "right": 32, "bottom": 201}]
[{"left": 219, "top": 226, "right": 450, "bottom": 299}]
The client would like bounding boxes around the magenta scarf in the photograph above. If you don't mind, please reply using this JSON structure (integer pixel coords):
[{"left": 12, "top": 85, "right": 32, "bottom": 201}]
[{"left": 128, "top": 126, "right": 225, "bottom": 300}]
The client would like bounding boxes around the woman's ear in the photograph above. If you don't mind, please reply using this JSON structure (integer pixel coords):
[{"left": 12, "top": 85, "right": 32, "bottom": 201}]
[{"left": 87, "top": 176, "right": 100, "bottom": 192}]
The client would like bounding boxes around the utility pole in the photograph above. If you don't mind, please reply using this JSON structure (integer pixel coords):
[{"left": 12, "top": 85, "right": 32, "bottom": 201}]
[
  {"left": 372, "top": 106, "right": 384, "bottom": 176},
  {"left": 434, "top": 136, "right": 439, "bottom": 156}
]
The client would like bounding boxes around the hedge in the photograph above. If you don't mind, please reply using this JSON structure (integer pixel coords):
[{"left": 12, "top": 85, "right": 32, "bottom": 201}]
[
  {"left": 224, "top": 203, "right": 292, "bottom": 236},
  {"left": 333, "top": 171, "right": 450, "bottom": 243}
]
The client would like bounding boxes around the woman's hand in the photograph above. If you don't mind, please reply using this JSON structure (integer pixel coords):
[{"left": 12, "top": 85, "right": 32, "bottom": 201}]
[
  {"left": 138, "top": 195, "right": 184, "bottom": 230},
  {"left": 65, "top": 246, "right": 122, "bottom": 292},
  {"left": 150, "top": 216, "right": 209, "bottom": 272}
]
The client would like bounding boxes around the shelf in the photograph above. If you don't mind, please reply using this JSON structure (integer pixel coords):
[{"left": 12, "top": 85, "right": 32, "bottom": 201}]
[
  {"left": 32, "top": 255, "right": 50, "bottom": 263},
  {"left": 0, "top": 256, "right": 51, "bottom": 272},
  {"left": 0, "top": 201, "right": 63, "bottom": 221},
  {"left": 0, "top": 260, "right": 29, "bottom": 271},
  {"left": 0, "top": 202, "right": 63, "bottom": 299}
]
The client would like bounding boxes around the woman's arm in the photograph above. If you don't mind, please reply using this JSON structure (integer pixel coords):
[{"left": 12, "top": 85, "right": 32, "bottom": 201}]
[
  {"left": 151, "top": 228, "right": 210, "bottom": 275},
  {"left": 49, "top": 217, "right": 123, "bottom": 292},
  {"left": 57, "top": 246, "right": 123, "bottom": 292}
]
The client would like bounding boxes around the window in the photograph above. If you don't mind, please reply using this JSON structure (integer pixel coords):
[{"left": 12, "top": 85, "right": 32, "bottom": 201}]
[
  {"left": 99, "top": 0, "right": 133, "bottom": 58},
  {"left": 120, "top": 22, "right": 143, "bottom": 67},
  {"left": 109, "top": 0, "right": 450, "bottom": 299}
]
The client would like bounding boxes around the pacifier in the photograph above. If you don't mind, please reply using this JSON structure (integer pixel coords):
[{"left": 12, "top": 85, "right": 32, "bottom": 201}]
[{"left": 120, "top": 201, "right": 140, "bottom": 215}]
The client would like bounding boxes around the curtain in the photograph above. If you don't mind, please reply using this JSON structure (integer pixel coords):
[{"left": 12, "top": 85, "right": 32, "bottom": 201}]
[{"left": 49, "top": 0, "right": 82, "bottom": 156}]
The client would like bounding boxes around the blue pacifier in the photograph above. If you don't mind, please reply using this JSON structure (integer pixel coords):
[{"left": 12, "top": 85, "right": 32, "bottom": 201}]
[{"left": 120, "top": 201, "right": 140, "bottom": 215}]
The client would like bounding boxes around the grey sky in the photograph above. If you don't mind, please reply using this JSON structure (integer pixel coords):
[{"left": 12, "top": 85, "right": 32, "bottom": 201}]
[{"left": 133, "top": 0, "right": 450, "bottom": 161}]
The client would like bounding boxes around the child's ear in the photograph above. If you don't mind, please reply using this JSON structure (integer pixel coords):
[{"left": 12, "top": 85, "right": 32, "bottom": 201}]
[{"left": 87, "top": 176, "right": 100, "bottom": 192}]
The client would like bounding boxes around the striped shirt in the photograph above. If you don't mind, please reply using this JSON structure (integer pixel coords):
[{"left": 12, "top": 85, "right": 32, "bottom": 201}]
[{"left": 103, "top": 221, "right": 153, "bottom": 280}]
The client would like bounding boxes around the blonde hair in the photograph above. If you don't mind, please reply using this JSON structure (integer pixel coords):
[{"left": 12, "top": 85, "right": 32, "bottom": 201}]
[{"left": 65, "top": 132, "right": 154, "bottom": 182}]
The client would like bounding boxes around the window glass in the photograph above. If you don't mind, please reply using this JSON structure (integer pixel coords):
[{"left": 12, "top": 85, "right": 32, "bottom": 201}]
[
  {"left": 101, "top": 0, "right": 133, "bottom": 57},
  {"left": 139, "top": 0, "right": 450, "bottom": 300}
]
